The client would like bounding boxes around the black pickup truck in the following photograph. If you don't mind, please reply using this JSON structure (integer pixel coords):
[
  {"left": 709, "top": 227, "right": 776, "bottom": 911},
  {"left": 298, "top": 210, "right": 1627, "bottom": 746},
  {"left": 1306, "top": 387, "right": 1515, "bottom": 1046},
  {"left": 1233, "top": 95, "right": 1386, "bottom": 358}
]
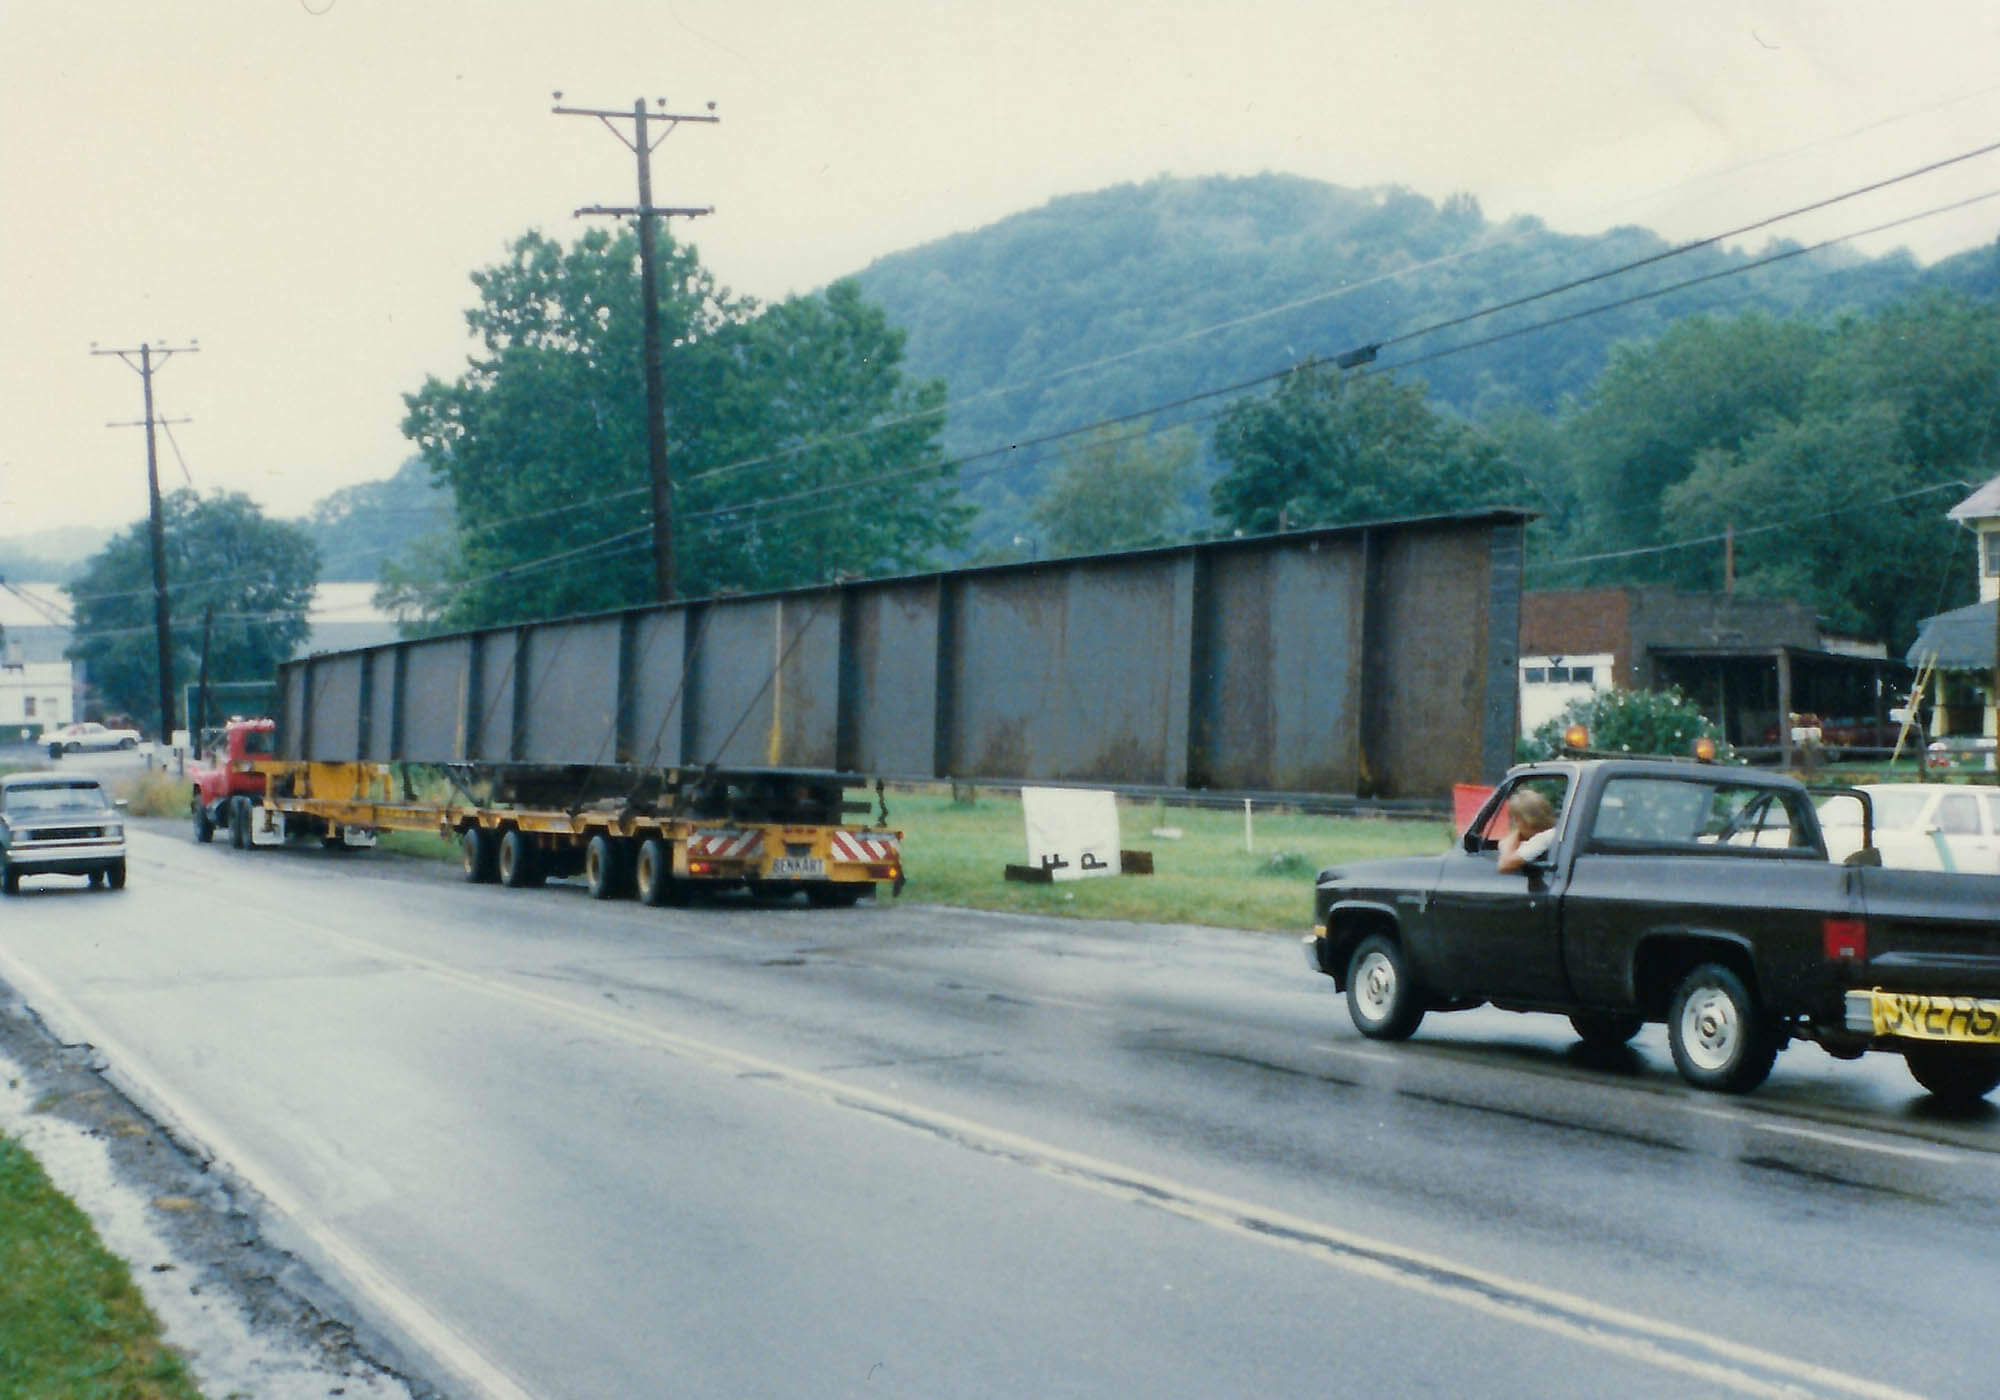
[{"left": 1304, "top": 758, "right": 2000, "bottom": 1105}]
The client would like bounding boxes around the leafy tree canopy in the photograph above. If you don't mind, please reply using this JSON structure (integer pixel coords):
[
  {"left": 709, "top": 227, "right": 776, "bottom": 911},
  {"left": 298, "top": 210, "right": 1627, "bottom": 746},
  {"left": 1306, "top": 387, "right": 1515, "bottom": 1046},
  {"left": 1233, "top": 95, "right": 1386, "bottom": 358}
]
[
  {"left": 1540, "top": 290, "right": 2000, "bottom": 647},
  {"left": 1209, "top": 363, "right": 1527, "bottom": 533},
  {"left": 304, "top": 456, "right": 452, "bottom": 581},
  {"left": 1028, "top": 422, "right": 1198, "bottom": 556},
  {"left": 399, "top": 229, "right": 966, "bottom": 629},
  {"left": 64, "top": 491, "right": 318, "bottom": 727}
]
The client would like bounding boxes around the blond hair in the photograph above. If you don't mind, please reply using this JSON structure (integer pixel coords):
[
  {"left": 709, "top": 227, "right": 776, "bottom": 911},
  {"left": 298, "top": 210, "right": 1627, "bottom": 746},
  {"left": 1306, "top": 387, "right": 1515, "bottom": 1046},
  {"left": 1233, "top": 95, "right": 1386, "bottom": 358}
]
[{"left": 1507, "top": 788, "right": 1555, "bottom": 834}]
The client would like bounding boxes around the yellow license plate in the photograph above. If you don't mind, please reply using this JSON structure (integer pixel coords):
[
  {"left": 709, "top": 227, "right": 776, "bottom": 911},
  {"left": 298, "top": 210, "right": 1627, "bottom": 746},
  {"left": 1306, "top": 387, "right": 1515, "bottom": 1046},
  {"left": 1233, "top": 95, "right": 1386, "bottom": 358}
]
[{"left": 1867, "top": 990, "right": 2000, "bottom": 1043}]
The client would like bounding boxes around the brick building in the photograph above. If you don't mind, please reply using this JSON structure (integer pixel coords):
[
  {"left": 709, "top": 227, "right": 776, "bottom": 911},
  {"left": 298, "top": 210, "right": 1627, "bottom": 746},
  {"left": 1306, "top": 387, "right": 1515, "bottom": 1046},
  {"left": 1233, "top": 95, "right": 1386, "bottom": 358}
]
[{"left": 1522, "top": 586, "right": 1903, "bottom": 761}]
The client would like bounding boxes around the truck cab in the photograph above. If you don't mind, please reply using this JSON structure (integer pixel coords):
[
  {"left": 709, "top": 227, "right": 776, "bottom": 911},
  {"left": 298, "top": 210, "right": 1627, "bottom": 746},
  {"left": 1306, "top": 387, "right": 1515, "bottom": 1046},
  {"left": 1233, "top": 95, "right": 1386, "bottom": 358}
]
[{"left": 189, "top": 717, "right": 277, "bottom": 844}]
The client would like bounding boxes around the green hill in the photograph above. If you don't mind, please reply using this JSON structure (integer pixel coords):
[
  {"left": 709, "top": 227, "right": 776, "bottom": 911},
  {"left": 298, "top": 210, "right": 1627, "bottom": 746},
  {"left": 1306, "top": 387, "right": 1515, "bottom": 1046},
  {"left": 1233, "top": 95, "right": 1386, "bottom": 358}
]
[{"left": 851, "top": 172, "right": 1969, "bottom": 545}]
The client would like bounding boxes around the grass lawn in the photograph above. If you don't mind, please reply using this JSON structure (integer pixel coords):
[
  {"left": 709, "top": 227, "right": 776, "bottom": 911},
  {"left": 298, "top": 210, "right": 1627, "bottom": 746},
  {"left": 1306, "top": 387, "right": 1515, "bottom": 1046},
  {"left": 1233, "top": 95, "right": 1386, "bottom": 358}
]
[
  {"left": 888, "top": 790, "right": 1452, "bottom": 930},
  {"left": 376, "top": 788, "right": 1454, "bottom": 932},
  {"left": 0, "top": 1134, "right": 200, "bottom": 1400}
]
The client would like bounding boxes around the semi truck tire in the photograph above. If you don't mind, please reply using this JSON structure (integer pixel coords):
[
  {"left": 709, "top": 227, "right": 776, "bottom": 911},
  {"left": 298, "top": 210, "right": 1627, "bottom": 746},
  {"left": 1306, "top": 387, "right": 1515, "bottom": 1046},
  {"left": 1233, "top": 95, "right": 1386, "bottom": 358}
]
[
  {"left": 585, "top": 834, "right": 626, "bottom": 900},
  {"left": 228, "top": 797, "right": 251, "bottom": 849},
  {"left": 498, "top": 828, "right": 543, "bottom": 888},
  {"left": 192, "top": 795, "right": 214, "bottom": 844},
  {"left": 636, "top": 838, "right": 681, "bottom": 907},
  {"left": 461, "top": 827, "right": 499, "bottom": 883}
]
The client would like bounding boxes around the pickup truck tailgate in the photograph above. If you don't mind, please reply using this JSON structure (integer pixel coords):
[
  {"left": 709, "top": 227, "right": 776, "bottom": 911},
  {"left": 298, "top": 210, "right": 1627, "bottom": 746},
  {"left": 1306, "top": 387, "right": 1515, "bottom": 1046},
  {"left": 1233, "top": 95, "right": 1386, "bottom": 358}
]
[{"left": 1857, "top": 866, "right": 2000, "bottom": 995}]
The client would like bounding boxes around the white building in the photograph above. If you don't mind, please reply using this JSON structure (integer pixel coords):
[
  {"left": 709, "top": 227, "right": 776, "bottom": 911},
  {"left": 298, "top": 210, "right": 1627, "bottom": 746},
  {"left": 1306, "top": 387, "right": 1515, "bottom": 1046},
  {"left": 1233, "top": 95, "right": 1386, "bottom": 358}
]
[{"left": 0, "top": 659, "right": 74, "bottom": 740}]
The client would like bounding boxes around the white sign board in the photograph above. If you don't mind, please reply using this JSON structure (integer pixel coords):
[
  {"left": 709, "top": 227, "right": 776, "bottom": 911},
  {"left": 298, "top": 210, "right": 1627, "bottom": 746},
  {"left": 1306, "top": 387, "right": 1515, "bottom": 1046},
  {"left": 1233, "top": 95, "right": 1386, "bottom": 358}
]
[{"left": 1021, "top": 787, "right": 1121, "bottom": 881}]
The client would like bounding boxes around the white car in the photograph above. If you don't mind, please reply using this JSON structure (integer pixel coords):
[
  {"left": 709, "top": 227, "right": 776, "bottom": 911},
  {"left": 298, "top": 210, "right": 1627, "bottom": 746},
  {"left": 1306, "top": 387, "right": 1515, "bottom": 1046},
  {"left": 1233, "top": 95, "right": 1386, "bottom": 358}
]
[
  {"left": 44, "top": 721, "right": 142, "bottom": 754},
  {"left": 1817, "top": 784, "right": 2000, "bottom": 874}
]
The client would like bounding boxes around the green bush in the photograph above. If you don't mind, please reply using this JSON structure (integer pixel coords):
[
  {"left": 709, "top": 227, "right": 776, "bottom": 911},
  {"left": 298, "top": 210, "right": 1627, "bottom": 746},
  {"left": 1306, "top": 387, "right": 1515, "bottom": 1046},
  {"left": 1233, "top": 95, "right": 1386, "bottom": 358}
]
[{"left": 1519, "top": 687, "right": 1728, "bottom": 762}]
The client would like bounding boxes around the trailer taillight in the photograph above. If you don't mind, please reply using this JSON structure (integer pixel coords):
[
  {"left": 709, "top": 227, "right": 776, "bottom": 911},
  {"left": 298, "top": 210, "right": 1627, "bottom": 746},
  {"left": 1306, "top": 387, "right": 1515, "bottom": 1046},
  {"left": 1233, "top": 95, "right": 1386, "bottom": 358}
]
[
  {"left": 1823, "top": 917, "right": 1867, "bottom": 962},
  {"left": 867, "top": 864, "right": 899, "bottom": 880}
]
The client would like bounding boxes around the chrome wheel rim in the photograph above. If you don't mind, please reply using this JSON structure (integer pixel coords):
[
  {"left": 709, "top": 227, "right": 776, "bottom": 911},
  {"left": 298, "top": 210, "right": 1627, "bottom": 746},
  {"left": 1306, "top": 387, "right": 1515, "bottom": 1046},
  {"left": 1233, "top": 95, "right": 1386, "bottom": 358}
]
[
  {"left": 1679, "top": 985, "right": 1740, "bottom": 1071},
  {"left": 1355, "top": 949, "right": 1397, "bottom": 1024}
]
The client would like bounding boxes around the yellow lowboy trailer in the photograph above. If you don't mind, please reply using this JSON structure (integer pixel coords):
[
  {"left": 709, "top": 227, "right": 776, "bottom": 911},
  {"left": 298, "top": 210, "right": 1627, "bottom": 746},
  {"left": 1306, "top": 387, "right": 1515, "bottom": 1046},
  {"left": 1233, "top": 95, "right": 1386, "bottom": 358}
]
[{"left": 211, "top": 728, "right": 902, "bottom": 910}]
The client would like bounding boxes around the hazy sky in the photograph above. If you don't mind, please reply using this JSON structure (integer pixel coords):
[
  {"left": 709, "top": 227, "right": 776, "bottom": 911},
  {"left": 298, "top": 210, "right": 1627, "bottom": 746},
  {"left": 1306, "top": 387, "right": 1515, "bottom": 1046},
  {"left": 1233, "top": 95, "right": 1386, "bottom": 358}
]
[{"left": 7, "top": 0, "right": 2000, "bottom": 545}]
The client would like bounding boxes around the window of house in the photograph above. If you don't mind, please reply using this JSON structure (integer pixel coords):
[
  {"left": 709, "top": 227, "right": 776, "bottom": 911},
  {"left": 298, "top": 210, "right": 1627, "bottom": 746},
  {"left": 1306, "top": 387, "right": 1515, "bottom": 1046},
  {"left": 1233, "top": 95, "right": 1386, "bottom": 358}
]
[
  {"left": 1523, "top": 667, "right": 1546, "bottom": 683},
  {"left": 22, "top": 697, "right": 34, "bottom": 717},
  {"left": 1548, "top": 666, "right": 1571, "bottom": 683},
  {"left": 1570, "top": 666, "right": 1594, "bottom": 685},
  {"left": 1985, "top": 532, "right": 2000, "bottom": 578}
]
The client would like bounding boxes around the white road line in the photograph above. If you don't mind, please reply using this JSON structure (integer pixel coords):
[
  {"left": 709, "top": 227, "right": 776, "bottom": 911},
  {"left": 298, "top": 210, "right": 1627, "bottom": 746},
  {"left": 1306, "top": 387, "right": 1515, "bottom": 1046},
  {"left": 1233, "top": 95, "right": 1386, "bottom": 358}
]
[
  {"left": 0, "top": 906, "right": 1935, "bottom": 1400},
  {"left": 343, "top": 937, "right": 1918, "bottom": 1400},
  {"left": 1683, "top": 1104, "right": 1966, "bottom": 1165}
]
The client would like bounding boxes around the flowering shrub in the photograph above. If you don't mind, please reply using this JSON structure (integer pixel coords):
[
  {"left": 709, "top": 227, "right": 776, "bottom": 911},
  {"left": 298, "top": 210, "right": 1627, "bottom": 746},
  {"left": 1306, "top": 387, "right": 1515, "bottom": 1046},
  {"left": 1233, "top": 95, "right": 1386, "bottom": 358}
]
[{"left": 1518, "top": 687, "right": 1729, "bottom": 762}]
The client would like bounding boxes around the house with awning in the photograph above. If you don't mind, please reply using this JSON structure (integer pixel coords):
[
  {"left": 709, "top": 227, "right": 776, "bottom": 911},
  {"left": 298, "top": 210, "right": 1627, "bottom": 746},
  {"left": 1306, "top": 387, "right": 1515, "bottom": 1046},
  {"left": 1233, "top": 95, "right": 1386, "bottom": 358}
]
[{"left": 1906, "top": 475, "right": 2000, "bottom": 757}]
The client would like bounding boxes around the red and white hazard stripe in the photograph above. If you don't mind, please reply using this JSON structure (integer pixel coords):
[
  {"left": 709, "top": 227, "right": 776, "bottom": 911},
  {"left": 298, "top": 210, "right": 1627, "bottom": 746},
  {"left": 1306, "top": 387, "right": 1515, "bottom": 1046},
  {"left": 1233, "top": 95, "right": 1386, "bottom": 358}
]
[
  {"left": 687, "top": 829, "right": 766, "bottom": 861},
  {"left": 829, "top": 830, "right": 900, "bottom": 864}
]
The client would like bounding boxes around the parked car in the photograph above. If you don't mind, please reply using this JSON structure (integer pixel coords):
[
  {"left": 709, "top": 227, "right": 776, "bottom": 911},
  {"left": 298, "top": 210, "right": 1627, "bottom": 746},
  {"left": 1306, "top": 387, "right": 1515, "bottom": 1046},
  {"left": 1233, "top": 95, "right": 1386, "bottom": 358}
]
[
  {"left": 1818, "top": 784, "right": 2000, "bottom": 874},
  {"left": 44, "top": 721, "right": 142, "bottom": 756},
  {"left": 0, "top": 773, "right": 128, "bottom": 893}
]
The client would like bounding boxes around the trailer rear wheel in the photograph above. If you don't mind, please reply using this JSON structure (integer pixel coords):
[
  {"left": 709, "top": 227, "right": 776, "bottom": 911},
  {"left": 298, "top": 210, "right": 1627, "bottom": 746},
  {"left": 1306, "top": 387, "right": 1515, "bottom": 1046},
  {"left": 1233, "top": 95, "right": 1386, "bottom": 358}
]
[
  {"left": 461, "top": 827, "right": 499, "bottom": 883},
  {"left": 636, "top": 838, "right": 685, "bottom": 907},
  {"left": 499, "top": 828, "right": 543, "bottom": 888},
  {"left": 585, "top": 834, "right": 627, "bottom": 900}
]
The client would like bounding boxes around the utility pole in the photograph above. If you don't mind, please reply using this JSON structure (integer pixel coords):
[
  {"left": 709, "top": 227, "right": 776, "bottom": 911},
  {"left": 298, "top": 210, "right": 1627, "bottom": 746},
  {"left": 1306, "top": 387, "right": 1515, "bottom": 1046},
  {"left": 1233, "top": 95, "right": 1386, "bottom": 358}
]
[
  {"left": 553, "top": 93, "right": 717, "bottom": 602},
  {"left": 93, "top": 339, "right": 197, "bottom": 745}
]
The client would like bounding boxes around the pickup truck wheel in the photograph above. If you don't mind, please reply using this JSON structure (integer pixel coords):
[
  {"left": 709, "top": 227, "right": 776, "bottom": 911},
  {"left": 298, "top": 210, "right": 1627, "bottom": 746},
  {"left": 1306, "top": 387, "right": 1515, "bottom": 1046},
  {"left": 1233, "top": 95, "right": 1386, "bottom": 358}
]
[
  {"left": 192, "top": 796, "right": 214, "bottom": 844},
  {"left": 118, "top": 737, "right": 137, "bottom": 750},
  {"left": 1667, "top": 963, "right": 1777, "bottom": 1093},
  {"left": 1345, "top": 934, "right": 1426, "bottom": 1040},
  {"left": 1570, "top": 1012, "right": 1643, "bottom": 1048},
  {"left": 1903, "top": 1047, "right": 2000, "bottom": 1107},
  {"left": 585, "top": 834, "right": 626, "bottom": 900},
  {"left": 1, "top": 867, "right": 17, "bottom": 895},
  {"left": 498, "top": 829, "right": 543, "bottom": 888},
  {"left": 105, "top": 860, "right": 126, "bottom": 891},
  {"left": 461, "top": 827, "right": 499, "bottom": 883}
]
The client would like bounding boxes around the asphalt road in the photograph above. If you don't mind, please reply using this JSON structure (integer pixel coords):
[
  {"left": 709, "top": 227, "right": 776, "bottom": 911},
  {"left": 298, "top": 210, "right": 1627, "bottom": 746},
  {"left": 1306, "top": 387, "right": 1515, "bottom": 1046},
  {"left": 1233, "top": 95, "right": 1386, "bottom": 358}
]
[{"left": 2, "top": 824, "right": 1996, "bottom": 1398}]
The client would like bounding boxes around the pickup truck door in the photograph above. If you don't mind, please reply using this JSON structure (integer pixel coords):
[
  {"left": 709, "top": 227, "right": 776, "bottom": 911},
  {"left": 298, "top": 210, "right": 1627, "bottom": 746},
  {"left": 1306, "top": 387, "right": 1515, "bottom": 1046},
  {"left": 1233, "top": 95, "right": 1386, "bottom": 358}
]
[{"left": 1420, "top": 840, "right": 1572, "bottom": 1004}]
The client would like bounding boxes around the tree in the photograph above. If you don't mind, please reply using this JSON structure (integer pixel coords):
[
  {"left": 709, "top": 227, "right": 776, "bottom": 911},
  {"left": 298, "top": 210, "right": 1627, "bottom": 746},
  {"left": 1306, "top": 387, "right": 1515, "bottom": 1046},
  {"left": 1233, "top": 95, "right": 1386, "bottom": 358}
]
[
  {"left": 1647, "top": 291, "right": 2000, "bottom": 646},
  {"left": 676, "top": 280, "right": 971, "bottom": 596},
  {"left": 1027, "top": 422, "right": 1198, "bottom": 556},
  {"left": 305, "top": 456, "right": 452, "bottom": 582},
  {"left": 1554, "top": 312, "right": 1826, "bottom": 574},
  {"left": 400, "top": 230, "right": 966, "bottom": 629},
  {"left": 1209, "top": 362, "right": 1524, "bottom": 533},
  {"left": 1519, "top": 687, "right": 1724, "bottom": 762},
  {"left": 64, "top": 491, "right": 318, "bottom": 724}
]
